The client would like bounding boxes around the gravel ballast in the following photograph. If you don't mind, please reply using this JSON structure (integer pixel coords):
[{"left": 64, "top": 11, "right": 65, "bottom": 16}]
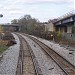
[{"left": 31, "top": 35, "right": 75, "bottom": 66}]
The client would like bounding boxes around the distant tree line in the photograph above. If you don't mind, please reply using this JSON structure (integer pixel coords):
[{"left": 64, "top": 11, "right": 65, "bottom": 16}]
[{"left": 11, "top": 15, "right": 45, "bottom": 35}]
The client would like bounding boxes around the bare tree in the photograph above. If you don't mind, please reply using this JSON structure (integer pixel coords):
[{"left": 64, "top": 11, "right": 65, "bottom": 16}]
[
  {"left": 11, "top": 19, "right": 18, "bottom": 24},
  {"left": 18, "top": 15, "right": 38, "bottom": 33},
  {"left": 11, "top": 15, "right": 45, "bottom": 36}
]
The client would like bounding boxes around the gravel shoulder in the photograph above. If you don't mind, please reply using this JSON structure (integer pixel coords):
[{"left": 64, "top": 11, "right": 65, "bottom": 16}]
[{"left": 0, "top": 33, "right": 20, "bottom": 75}]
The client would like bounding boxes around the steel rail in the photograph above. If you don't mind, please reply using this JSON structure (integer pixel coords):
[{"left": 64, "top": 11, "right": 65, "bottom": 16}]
[{"left": 16, "top": 34, "right": 24, "bottom": 75}]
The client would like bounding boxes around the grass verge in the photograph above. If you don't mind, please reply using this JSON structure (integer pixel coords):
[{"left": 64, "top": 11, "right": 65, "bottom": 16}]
[{"left": 0, "top": 45, "right": 8, "bottom": 54}]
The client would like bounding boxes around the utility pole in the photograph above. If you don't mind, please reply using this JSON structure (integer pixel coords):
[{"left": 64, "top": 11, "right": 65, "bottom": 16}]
[
  {"left": 0, "top": 14, "right": 3, "bottom": 39},
  {"left": 0, "top": 14, "right": 3, "bottom": 32}
]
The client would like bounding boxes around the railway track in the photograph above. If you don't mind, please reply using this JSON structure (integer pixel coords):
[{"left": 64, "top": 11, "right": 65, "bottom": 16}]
[
  {"left": 16, "top": 34, "right": 42, "bottom": 75},
  {"left": 22, "top": 33, "right": 75, "bottom": 75}
]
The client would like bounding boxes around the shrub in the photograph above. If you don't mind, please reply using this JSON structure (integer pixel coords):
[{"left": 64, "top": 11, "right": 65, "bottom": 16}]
[{"left": 57, "top": 31, "right": 62, "bottom": 41}]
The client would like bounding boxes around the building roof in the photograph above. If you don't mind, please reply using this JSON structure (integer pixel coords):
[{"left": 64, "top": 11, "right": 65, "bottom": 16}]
[
  {"left": 0, "top": 24, "right": 19, "bottom": 26},
  {"left": 53, "top": 10, "right": 75, "bottom": 23}
]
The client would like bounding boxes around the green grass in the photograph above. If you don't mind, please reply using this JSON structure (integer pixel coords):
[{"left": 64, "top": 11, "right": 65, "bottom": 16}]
[{"left": 0, "top": 45, "right": 8, "bottom": 54}]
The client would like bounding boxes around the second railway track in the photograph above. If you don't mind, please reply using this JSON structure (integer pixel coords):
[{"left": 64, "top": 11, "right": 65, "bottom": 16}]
[{"left": 22, "top": 33, "right": 75, "bottom": 75}]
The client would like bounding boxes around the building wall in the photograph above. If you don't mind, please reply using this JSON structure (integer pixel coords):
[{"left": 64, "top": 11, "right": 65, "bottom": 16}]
[
  {"left": 45, "top": 22, "right": 55, "bottom": 32},
  {"left": 62, "top": 33, "right": 75, "bottom": 41},
  {"left": 67, "top": 26, "right": 72, "bottom": 33},
  {"left": 55, "top": 26, "right": 67, "bottom": 33},
  {"left": 55, "top": 24, "right": 74, "bottom": 33}
]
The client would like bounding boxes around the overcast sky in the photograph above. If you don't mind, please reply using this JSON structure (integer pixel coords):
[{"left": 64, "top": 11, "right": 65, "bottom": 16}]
[{"left": 0, "top": 0, "right": 74, "bottom": 23}]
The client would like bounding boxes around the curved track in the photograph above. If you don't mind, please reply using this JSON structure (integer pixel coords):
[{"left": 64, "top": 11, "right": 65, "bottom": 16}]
[
  {"left": 16, "top": 34, "right": 42, "bottom": 75},
  {"left": 22, "top": 33, "right": 75, "bottom": 75}
]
